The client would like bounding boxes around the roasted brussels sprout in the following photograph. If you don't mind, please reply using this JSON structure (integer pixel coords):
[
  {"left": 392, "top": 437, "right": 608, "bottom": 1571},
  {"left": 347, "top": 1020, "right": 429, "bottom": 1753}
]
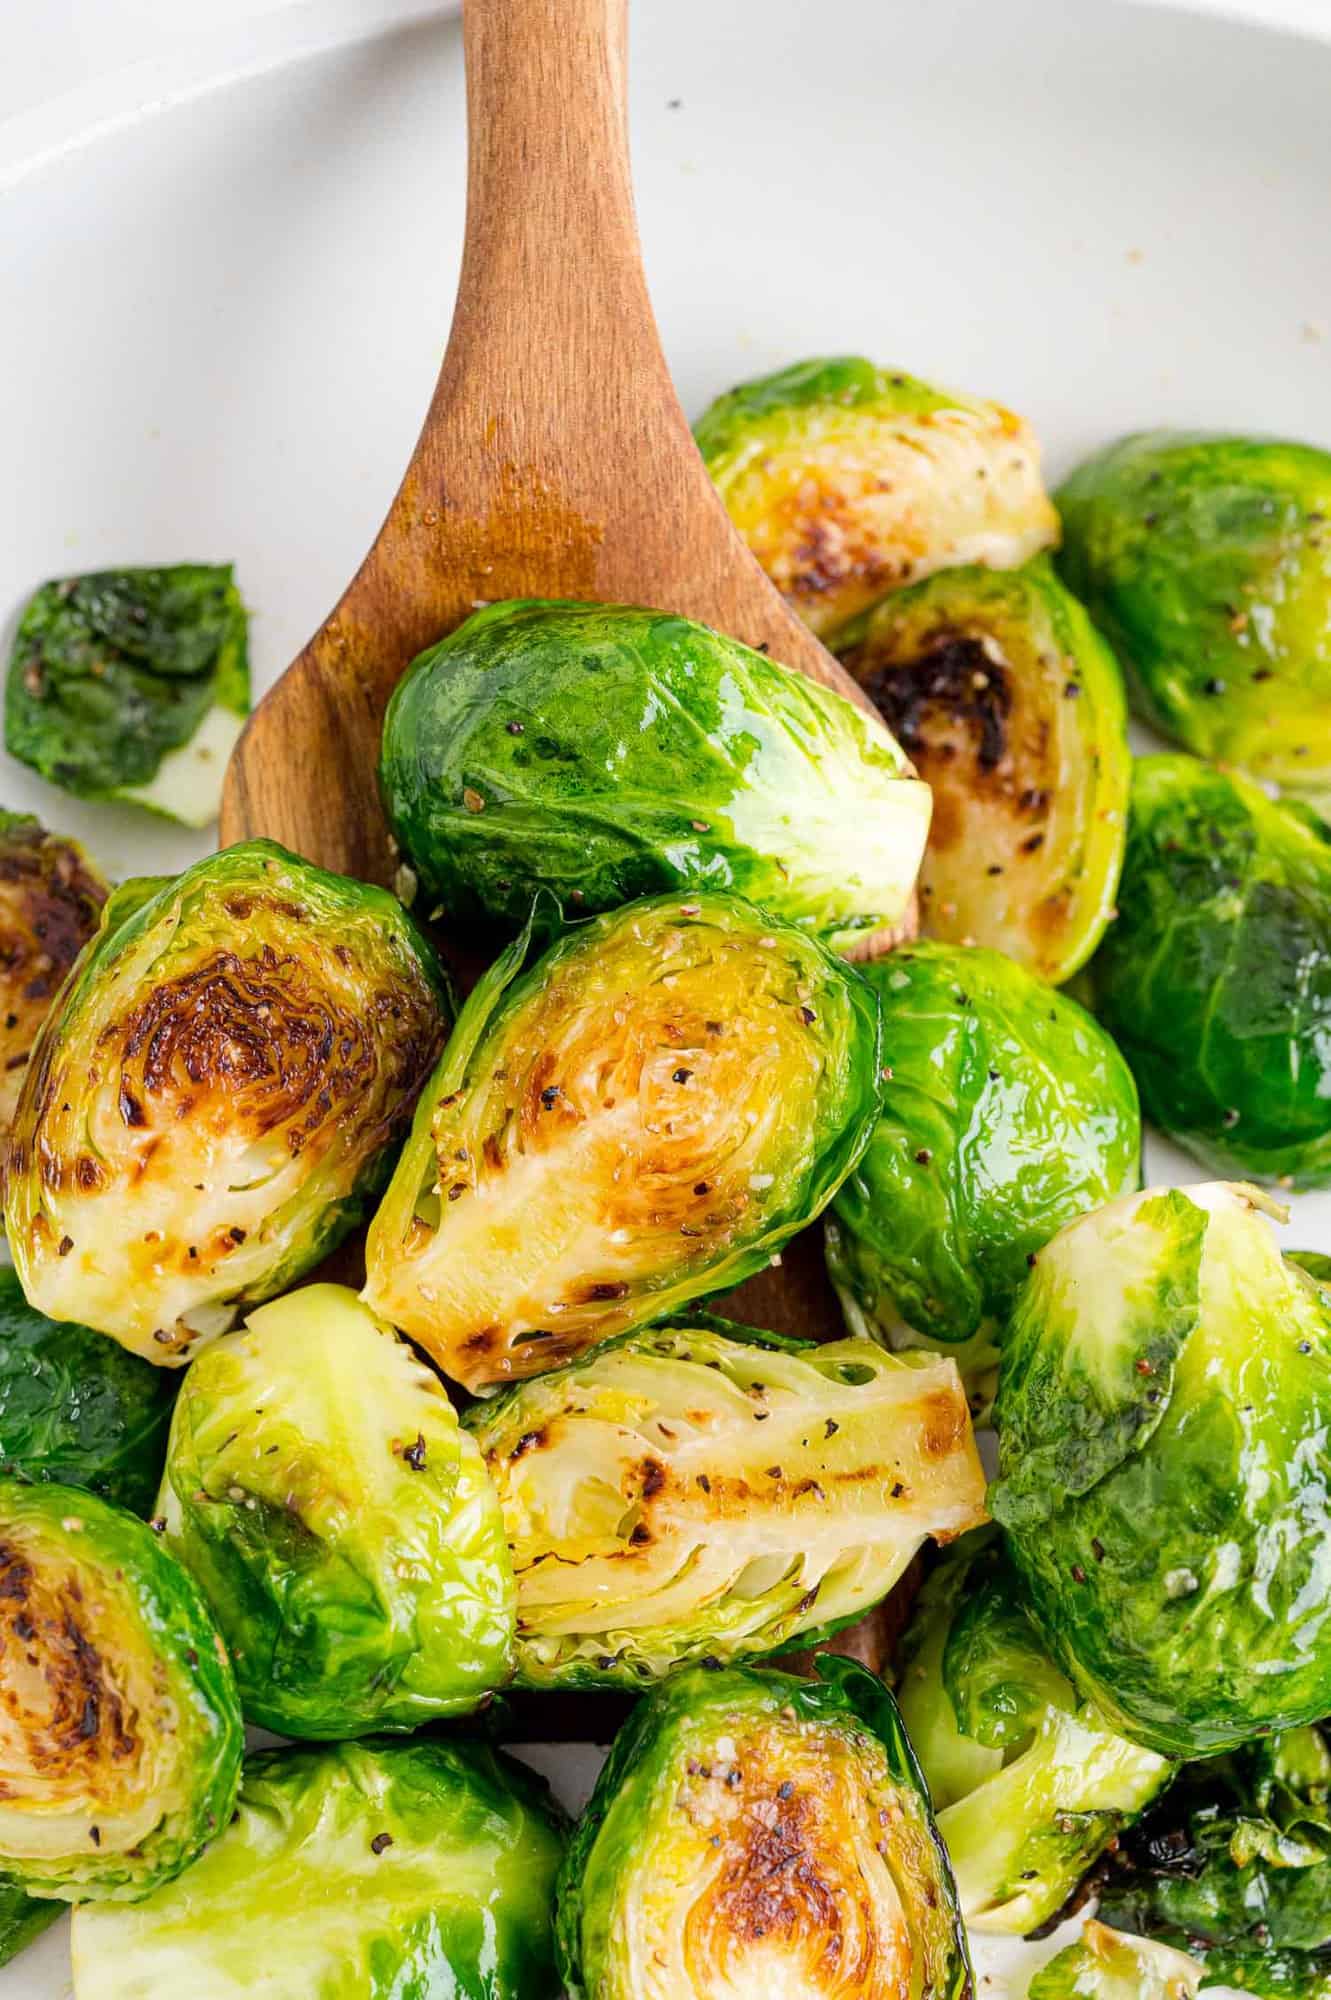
[
  {"left": 1057, "top": 431, "right": 1331, "bottom": 803},
  {"left": 365, "top": 891, "right": 884, "bottom": 1392},
  {"left": 1097, "top": 1722, "right": 1331, "bottom": 1999},
  {"left": 0, "top": 812, "right": 107, "bottom": 1143},
  {"left": 835, "top": 561, "right": 1129, "bottom": 982},
  {"left": 827, "top": 942, "right": 1140, "bottom": 1361},
  {"left": 6, "top": 840, "right": 447, "bottom": 1364},
  {"left": 71, "top": 1736, "right": 564, "bottom": 1999},
  {"left": 1026, "top": 1922, "right": 1201, "bottom": 2000},
  {"left": 556, "top": 1657, "right": 972, "bottom": 1999},
  {"left": 379, "top": 599, "right": 929, "bottom": 951},
  {"left": 159, "top": 1282, "right": 514, "bottom": 1736},
  {"left": 0, "top": 1881, "right": 60, "bottom": 1969},
  {"left": 695, "top": 355, "right": 1058, "bottom": 637},
  {"left": 1086, "top": 755, "right": 1331, "bottom": 1185},
  {"left": 991, "top": 1181, "right": 1331, "bottom": 1757},
  {"left": 5, "top": 565, "right": 250, "bottom": 827},
  {"left": 0, "top": 1479, "right": 242, "bottom": 1901},
  {"left": 467, "top": 1314, "right": 985, "bottom": 1688},
  {"left": 895, "top": 1530, "right": 1170, "bottom": 1934},
  {"left": 0, "top": 1267, "right": 175, "bottom": 1514}
]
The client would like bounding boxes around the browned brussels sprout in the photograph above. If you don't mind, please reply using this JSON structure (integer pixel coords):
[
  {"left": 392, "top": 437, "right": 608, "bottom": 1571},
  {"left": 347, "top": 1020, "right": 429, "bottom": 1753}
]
[{"left": 0, "top": 813, "right": 106, "bottom": 1143}]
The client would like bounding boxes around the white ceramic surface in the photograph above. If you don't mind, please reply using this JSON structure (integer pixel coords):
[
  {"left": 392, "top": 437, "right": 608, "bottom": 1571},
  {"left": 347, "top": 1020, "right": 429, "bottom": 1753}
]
[{"left": 3, "top": 0, "right": 1331, "bottom": 1991}]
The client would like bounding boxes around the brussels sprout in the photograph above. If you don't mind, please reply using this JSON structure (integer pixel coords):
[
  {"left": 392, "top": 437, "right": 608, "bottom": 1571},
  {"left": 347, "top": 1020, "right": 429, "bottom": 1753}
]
[
  {"left": 379, "top": 599, "right": 929, "bottom": 951},
  {"left": 0, "top": 1267, "right": 175, "bottom": 1514},
  {"left": 5, "top": 565, "right": 250, "bottom": 827},
  {"left": 0, "top": 1478, "right": 242, "bottom": 1901},
  {"left": 556, "top": 1656, "right": 971, "bottom": 1999},
  {"left": 1095, "top": 1722, "right": 1331, "bottom": 2000},
  {"left": 467, "top": 1313, "right": 985, "bottom": 1688},
  {"left": 71, "top": 1736, "right": 564, "bottom": 1998},
  {"left": 0, "top": 812, "right": 107, "bottom": 1144},
  {"left": 1057, "top": 431, "right": 1331, "bottom": 803},
  {"left": 834, "top": 561, "right": 1129, "bottom": 982},
  {"left": 1086, "top": 754, "right": 1331, "bottom": 1185},
  {"left": 827, "top": 942, "right": 1140, "bottom": 1360},
  {"left": 991, "top": 1181, "right": 1331, "bottom": 1757},
  {"left": 158, "top": 1282, "right": 514, "bottom": 1736},
  {"left": 365, "top": 891, "right": 884, "bottom": 1393},
  {"left": 0, "top": 1881, "right": 60, "bottom": 1968},
  {"left": 6, "top": 839, "right": 447, "bottom": 1364},
  {"left": 895, "top": 1530, "right": 1170, "bottom": 1934},
  {"left": 1026, "top": 1922, "right": 1201, "bottom": 2000},
  {"left": 695, "top": 355, "right": 1059, "bottom": 637}
]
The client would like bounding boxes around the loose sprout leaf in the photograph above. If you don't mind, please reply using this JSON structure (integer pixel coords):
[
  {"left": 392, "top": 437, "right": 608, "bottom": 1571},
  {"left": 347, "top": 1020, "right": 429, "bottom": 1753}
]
[
  {"left": 897, "top": 1532, "right": 1170, "bottom": 1936},
  {"left": 1057, "top": 430, "right": 1331, "bottom": 806},
  {"left": 993, "top": 1182, "right": 1331, "bottom": 1756},
  {"left": 70, "top": 1737, "right": 565, "bottom": 1999},
  {"left": 696, "top": 354, "right": 1058, "bottom": 637},
  {"left": 1027, "top": 1921, "right": 1201, "bottom": 1999},
  {"left": 364, "top": 889, "right": 885, "bottom": 1393},
  {"left": 827, "top": 940, "right": 1140, "bottom": 1355},
  {"left": 1085, "top": 754, "right": 1331, "bottom": 1186},
  {"left": 5, "top": 840, "right": 448, "bottom": 1365},
  {"left": 555, "top": 1657, "right": 973, "bottom": 2000},
  {"left": 0, "top": 815, "right": 107, "bottom": 1144},
  {"left": 379, "top": 598, "right": 930, "bottom": 951},
  {"left": 465, "top": 1316, "right": 986, "bottom": 1687},
  {"left": 159, "top": 1283, "right": 514, "bottom": 1737},
  {"left": 4, "top": 564, "right": 251, "bottom": 828},
  {"left": 0, "top": 1479, "right": 242, "bottom": 1902},
  {"left": 835, "top": 559, "right": 1130, "bottom": 983},
  {"left": 0, "top": 1267, "right": 176, "bottom": 1515},
  {"left": 0, "top": 1880, "right": 60, "bottom": 1971}
]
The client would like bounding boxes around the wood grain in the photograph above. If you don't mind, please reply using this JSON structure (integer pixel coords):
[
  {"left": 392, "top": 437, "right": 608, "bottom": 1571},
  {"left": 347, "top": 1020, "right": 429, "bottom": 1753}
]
[{"left": 220, "top": 0, "right": 924, "bottom": 1698}]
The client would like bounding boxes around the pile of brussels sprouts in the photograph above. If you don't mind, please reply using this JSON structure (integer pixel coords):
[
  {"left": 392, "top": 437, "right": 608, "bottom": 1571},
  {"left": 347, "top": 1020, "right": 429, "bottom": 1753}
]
[{"left": 2, "top": 357, "right": 1331, "bottom": 1999}]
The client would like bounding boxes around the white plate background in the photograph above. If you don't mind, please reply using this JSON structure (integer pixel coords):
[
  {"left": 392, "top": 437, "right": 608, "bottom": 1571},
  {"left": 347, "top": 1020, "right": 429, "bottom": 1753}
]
[{"left": 3, "top": 0, "right": 1331, "bottom": 1990}]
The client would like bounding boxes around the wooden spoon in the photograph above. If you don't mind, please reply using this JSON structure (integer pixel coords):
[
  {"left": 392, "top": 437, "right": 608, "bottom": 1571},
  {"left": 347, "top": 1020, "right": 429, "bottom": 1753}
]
[{"left": 219, "top": 0, "right": 918, "bottom": 1690}]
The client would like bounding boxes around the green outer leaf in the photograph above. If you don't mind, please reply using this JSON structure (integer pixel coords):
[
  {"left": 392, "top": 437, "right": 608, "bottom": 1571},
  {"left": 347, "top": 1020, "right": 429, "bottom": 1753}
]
[
  {"left": 1027, "top": 1923, "right": 1201, "bottom": 1998},
  {"left": 694, "top": 356, "right": 958, "bottom": 451},
  {"left": 0, "top": 1479, "right": 242, "bottom": 1901},
  {"left": 0, "top": 1880, "right": 60, "bottom": 1969},
  {"left": 379, "top": 597, "right": 927, "bottom": 951},
  {"left": 0, "top": 1268, "right": 176, "bottom": 1514},
  {"left": 1085, "top": 754, "right": 1331, "bottom": 1187},
  {"left": 1057, "top": 430, "right": 1331, "bottom": 801},
  {"left": 993, "top": 1184, "right": 1331, "bottom": 1756},
  {"left": 555, "top": 1656, "right": 972, "bottom": 2000},
  {"left": 991, "top": 1189, "right": 1205, "bottom": 1534},
  {"left": 160, "top": 1283, "right": 514, "bottom": 1738},
  {"left": 828, "top": 941, "right": 1140, "bottom": 1348},
  {"left": 4, "top": 566, "right": 250, "bottom": 823},
  {"left": 70, "top": 1736, "right": 566, "bottom": 1999}
]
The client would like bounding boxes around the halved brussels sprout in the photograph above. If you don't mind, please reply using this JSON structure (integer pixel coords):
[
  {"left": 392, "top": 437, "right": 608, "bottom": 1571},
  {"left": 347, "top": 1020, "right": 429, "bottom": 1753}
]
[
  {"left": 158, "top": 1282, "right": 514, "bottom": 1736},
  {"left": 0, "top": 1479, "right": 242, "bottom": 1901},
  {"left": 1086, "top": 754, "right": 1331, "bottom": 1185},
  {"left": 1096, "top": 1721, "right": 1331, "bottom": 1999},
  {"left": 991, "top": 1181, "right": 1331, "bottom": 1757},
  {"left": 834, "top": 560, "right": 1129, "bottom": 982},
  {"left": 1026, "top": 1922, "right": 1201, "bottom": 2000},
  {"left": 0, "top": 1267, "right": 175, "bottom": 1515},
  {"left": 556, "top": 1656, "right": 971, "bottom": 1999},
  {"left": 6, "top": 840, "right": 448, "bottom": 1364},
  {"left": 5, "top": 565, "right": 250, "bottom": 827},
  {"left": 0, "top": 1881, "right": 60, "bottom": 1968},
  {"left": 695, "top": 355, "right": 1059, "bottom": 638},
  {"left": 71, "top": 1736, "right": 564, "bottom": 1998},
  {"left": 365, "top": 891, "right": 884, "bottom": 1392},
  {"left": 379, "top": 599, "right": 929, "bottom": 951},
  {"left": 895, "top": 1530, "right": 1170, "bottom": 1934},
  {"left": 466, "top": 1314, "right": 985, "bottom": 1688},
  {"left": 827, "top": 942, "right": 1140, "bottom": 1365},
  {"left": 0, "top": 812, "right": 107, "bottom": 1144},
  {"left": 1057, "top": 431, "right": 1331, "bottom": 805}
]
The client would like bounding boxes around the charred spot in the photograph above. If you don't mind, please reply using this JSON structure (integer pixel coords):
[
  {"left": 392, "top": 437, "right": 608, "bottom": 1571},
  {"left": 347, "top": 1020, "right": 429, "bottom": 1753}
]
[
  {"left": 576, "top": 1280, "right": 630, "bottom": 1303},
  {"left": 920, "top": 1387, "right": 967, "bottom": 1457},
  {"left": 117, "top": 1081, "right": 146, "bottom": 1129},
  {"left": 853, "top": 631, "right": 1012, "bottom": 774},
  {"left": 464, "top": 1324, "right": 501, "bottom": 1355},
  {"left": 511, "top": 1428, "right": 547, "bottom": 1460},
  {"left": 640, "top": 1458, "right": 667, "bottom": 1500},
  {"left": 74, "top": 1154, "right": 104, "bottom": 1192}
]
